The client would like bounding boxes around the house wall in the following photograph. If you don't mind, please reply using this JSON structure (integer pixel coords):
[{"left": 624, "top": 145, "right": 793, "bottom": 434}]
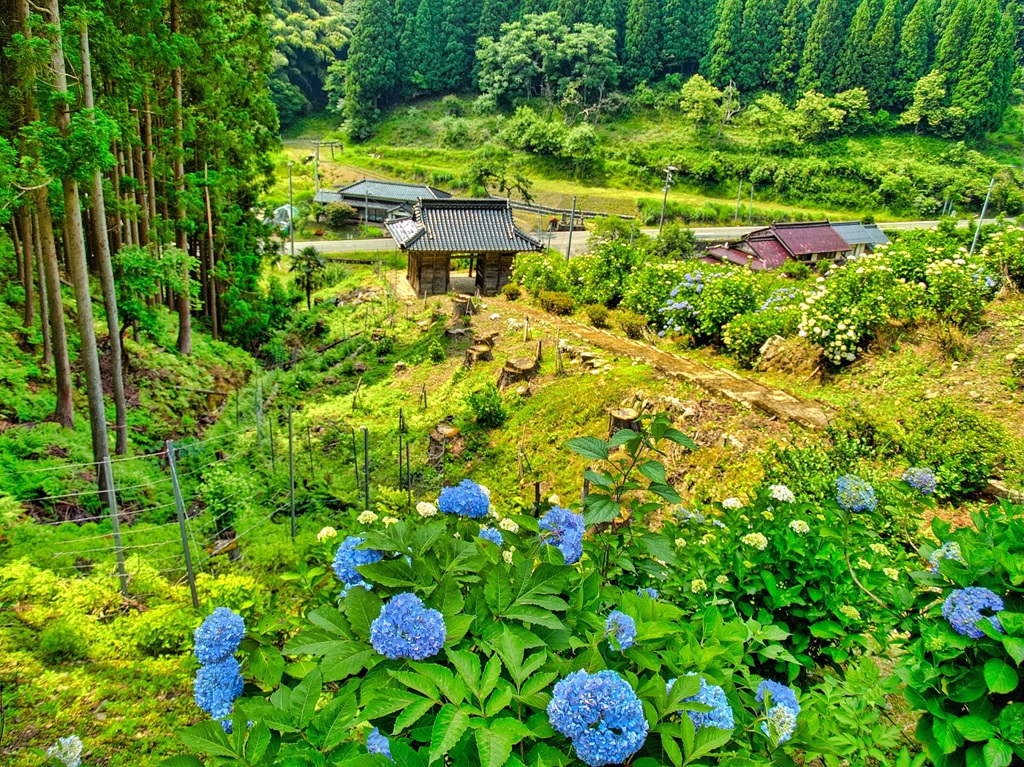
[
  {"left": 408, "top": 252, "right": 451, "bottom": 296},
  {"left": 474, "top": 253, "right": 516, "bottom": 295}
]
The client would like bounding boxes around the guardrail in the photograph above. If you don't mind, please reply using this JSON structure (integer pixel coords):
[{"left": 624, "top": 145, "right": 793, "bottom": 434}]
[{"left": 494, "top": 197, "right": 636, "bottom": 221}]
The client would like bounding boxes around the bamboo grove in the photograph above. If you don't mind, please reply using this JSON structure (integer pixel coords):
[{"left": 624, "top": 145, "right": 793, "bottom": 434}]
[{"left": 0, "top": 0, "right": 279, "bottom": 475}]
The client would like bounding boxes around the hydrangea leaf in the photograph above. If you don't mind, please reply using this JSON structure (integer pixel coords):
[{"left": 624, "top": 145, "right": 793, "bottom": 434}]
[
  {"left": 476, "top": 729, "right": 515, "bottom": 767},
  {"left": 392, "top": 696, "right": 438, "bottom": 736},
  {"left": 485, "top": 567, "right": 515, "bottom": 614},
  {"left": 344, "top": 587, "right": 384, "bottom": 641},
  {"left": 983, "top": 739, "right": 1014, "bottom": 767},
  {"left": 160, "top": 757, "right": 206, "bottom": 767},
  {"left": 179, "top": 720, "right": 238, "bottom": 758},
  {"left": 244, "top": 722, "right": 271, "bottom": 763},
  {"left": 364, "top": 689, "right": 425, "bottom": 721},
  {"left": 660, "top": 733, "right": 683, "bottom": 767},
  {"left": 429, "top": 703, "right": 471, "bottom": 763},
  {"left": 290, "top": 668, "right": 323, "bottom": 728},
  {"left": 953, "top": 715, "right": 996, "bottom": 742},
  {"left": 320, "top": 643, "right": 377, "bottom": 682},
  {"left": 312, "top": 695, "right": 358, "bottom": 751},
  {"left": 250, "top": 645, "right": 285, "bottom": 688},
  {"left": 984, "top": 659, "right": 1018, "bottom": 694},
  {"left": 583, "top": 494, "right": 620, "bottom": 526},
  {"left": 566, "top": 436, "right": 609, "bottom": 461},
  {"left": 690, "top": 725, "right": 734, "bottom": 760}
]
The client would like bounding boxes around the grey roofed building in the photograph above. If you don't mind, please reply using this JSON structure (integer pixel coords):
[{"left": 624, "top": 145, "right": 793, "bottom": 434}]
[
  {"left": 386, "top": 198, "right": 541, "bottom": 296},
  {"left": 831, "top": 221, "right": 891, "bottom": 257},
  {"left": 312, "top": 178, "right": 451, "bottom": 223}
]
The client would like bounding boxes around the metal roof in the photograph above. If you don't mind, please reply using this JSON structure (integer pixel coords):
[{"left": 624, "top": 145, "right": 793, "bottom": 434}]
[
  {"left": 336, "top": 179, "right": 451, "bottom": 203},
  {"left": 386, "top": 199, "right": 542, "bottom": 253},
  {"left": 747, "top": 222, "right": 851, "bottom": 256},
  {"left": 706, "top": 246, "right": 752, "bottom": 267},
  {"left": 831, "top": 221, "right": 890, "bottom": 247},
  {"left": 744, "top": 233, "right": 791, "bottom": 269}
]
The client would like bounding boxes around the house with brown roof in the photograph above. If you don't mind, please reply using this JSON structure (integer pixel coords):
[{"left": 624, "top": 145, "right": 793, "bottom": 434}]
[
  {"left": 704, "top": 221, "right": 853, "bottom": 271},
  {"left": 386, "top": 199, "right": 541, "bottom": 296}
]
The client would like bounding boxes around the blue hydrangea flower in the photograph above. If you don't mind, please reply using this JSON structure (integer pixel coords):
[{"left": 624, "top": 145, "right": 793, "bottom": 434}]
[
  {"left": 370, "top": 592, "right": 447, "bottom": 660},
  {"left": 333, "top": 536, "right": 383, "bottom": 588},
  {"left": 678, "top": 508, "right": 707, "bottom": 524},
  {"left": 548, "top": 670, "right": 649, "bottom": 767},
  {"left": 929, "top": 541, "right": 966, "bottom": 573},
  {"left": 668, "top": 674, "right": 735, "bottom": 731},
  {"left": 46, "top": 735, "right": 83, "bottom": 767},
  {"left": 193, "top": 607, "right": 245, "bottom": 665},
  {"left": 539, "top": 506, "right": 584, "bottom": 565},
  {"left": 193, "top": 656, "right": 244, "bottom": 721},
  {"left": 438, "top": 480, "right": 490, "bottom": 518},
  {"left": 367, "top": 727, "right": 393, "bottom": 760},
  {"left": 606, "top": 610, "right": 636, "bottom": 651},
  {"left": 903, "top": 467, "right": 937, "bottom": 496},
  {"left": 942, "top": 587, "right": 1004, "bottom": 639},
  {"left": 637, "top": 587, "right": 659, "bottom": 599},
  {"left": 835, "top": 475, "right": 877, "bottom": 513},
  {"left": 478, "top": 527, "right": 504, "bottom": 547},
  {"left": 756, "top": 680, "right": 800, "bottom": 744}
]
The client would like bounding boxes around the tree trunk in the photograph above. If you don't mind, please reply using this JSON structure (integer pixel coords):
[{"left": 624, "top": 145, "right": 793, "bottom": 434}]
[
  {"left": 109, "top": 141, "right": 123, "bottom": 253},
  {"left": 47, "top": 0, "right": 110, "bottom": 467},
  {"left": 16, "top": 210, "right": 34, "bottom": 329},
  {"left": 33, "top": 213, "right": 53, "bottom": 365},
  {"left": 82, "top": 23, "right": 129, "bottom": 455},
  {"left": 19, "top": 0, "right": 72, "bottom": 425},
  {"left": 203, "top": 164, "right": 218, "bottom": 339},
  {"left": 171, "top": 0, "right": 192, "bottom": 355},
  {"left": 133, "top": 111, "right": 150, "bottom": 247}
]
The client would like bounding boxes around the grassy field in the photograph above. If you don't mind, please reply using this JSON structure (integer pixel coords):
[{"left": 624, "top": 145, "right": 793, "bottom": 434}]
[{"left": 274, "top": 96, "right": 1023, "bottom": 225}]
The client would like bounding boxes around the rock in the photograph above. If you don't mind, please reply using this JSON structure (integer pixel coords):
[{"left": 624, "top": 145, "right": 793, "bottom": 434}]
[
  {"left": 394, "top": 361, "right": 407, "bottom": 372},
  {"left": 756, "top": 335, "right": 824, "bottom": 380},
  {"left": 489, "top": 313, "right": 500, "bottom": 320},
  {"left": 353, "top": 361, "right": 368, "bottom": 373}
]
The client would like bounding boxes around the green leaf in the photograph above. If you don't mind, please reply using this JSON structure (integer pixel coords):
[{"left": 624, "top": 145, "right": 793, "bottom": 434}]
[
  {"left": 394, "top": 696, "right": 437, "bottom": 734},
  {"left": 662, "top": 428, "right": 697, "bottom": 449},
  {"left": 647, "top": 482, "right": 682, "bottom": 504},
  {"left": 933, "top": 717, "right": 964, "bottom": 755},
  {"left": 503, "top": 604, "right": 566, "bottom": 630},
  {"left": 660, "top": 732, "right": 683, "bottom": 767},
  {"left": 583, "top": 495, "right": 621, "bottom": 526},
  {"left": 320, "top": 643, "right": 376, "bottom": 682},
  {"left": 476, "top": 725, "right": 514, "bottom": 767},
  {"left": 566, "top": 436, "right": 609, "bottom": 461},
  {"left": 955, "top": 715, "right": 996, "bottom": 742},
  {"left": 250, "top": 645, "right": 286, "bottom": 687},
  {"left": 290, "top": 668, "right": 323, "bottom": 728},
  {"left": 583, "top": 468, "right": 614, "bottom": 488},
  {"left": 344, "top": 587, "right": 384, "bottom": 640},
  {"left": 245, "top": 721, "right": 272, "bottom": 762},
  {"left": 364, "top": 688, "right": 424, "bottom": 720},
  {"left": 608, "top": 429, "right": 639, "bottom": 447},
  {"left": 486, "top": 568, "right": 515, "bottom": 614},
  {"left": 313, "top": 694, "right": 358, "bottom": 752},
  {"left": 985, "top": 659, "right": 1019, "bottom": 694},
  {"left": 179, "top": 721, "right": 237, "bottom": 758},
  {"left": 638, "top": 460, "right": 667, "bottom": 484},
  {"left": 688, "top": 725, "right": 733, "bottom": 761},
  {"left": 1002, "top": 637, "right": 1024, "bottom": 666},
  {"left": 160, "top": 758, "right": 205, "bottom": 767},
  {"left": 984, "top": 739, "right": 1013, "bottom": 767},
  {"left": 429, "top": 703, "right": 470, "bottom": 763}
]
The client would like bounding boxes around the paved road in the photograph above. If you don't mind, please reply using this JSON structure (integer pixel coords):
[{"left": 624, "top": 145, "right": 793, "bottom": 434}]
[{"left": 292, "top": 219, "right": 967, "bottom": 258}]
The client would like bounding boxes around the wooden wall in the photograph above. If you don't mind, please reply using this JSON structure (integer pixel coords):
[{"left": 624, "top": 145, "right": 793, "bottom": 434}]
[
  {"left": 474, "top": 252, "right": 516, "bottom": 295},
  {"left": 408, "top": 252, "right": 451, "bottom": 296}
]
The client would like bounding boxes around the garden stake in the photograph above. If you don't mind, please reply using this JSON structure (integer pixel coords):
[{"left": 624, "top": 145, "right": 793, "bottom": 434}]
[
  {"left": 268, "top": 411, "right": 276, "bottom": 472},
  {"left": 362, "top": 426, "right": 371, "bottom": 511},
  {"left": 306, "top": 424, "right": 315, "bottom": 476},
  {"left": 352, "top": 428, "right": 359, "bottom": 488},
  {"left": 101, "top": 454, "right": 130, "bottom": 598},
  {"left": 167, "top": 440, "right": 199, "bottom": 609}
]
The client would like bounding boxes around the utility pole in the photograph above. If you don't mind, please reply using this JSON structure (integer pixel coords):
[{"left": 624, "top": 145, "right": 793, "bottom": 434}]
[
  {"left": 565, "top": 196, "right": 577, "bottom": 261},
  {"left": 969, "top": 176, "right": 995, "bottom": 257},
  {"left": 659, "top": 166, "right": 677, "bottom": 234},
  {"left": 288, "top": 161, "right": 295, "bottom": 259},
  {"left": 313, "top": 141, "right": 320, "bottom": 194},
  {"left": 735, "top": 180, "right": 743, "bottom": 221}
]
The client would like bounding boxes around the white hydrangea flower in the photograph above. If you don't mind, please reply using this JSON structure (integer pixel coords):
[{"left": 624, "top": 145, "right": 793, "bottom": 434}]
[
  {"left": 857, "top": 557, "right": 871, "bottom": 569},
  {"left": 548, "top": 494, "right": 560, "bottom": 506},
  {"left": 317, "top": 526, "right": 338, "bottom": 542},
  {"left": 839, "top": 605, "right": 861, "bottom": 620},
  {"left": 675, "top": 537, "right": 687, "bottom": 548},
  {"left": 869, "top": 543, "right": 891, "bottom": 556},
  {"left": 883, "top": 567, "right": 899, "bottom": 581},
  {"left": 721, "top": 497, "right": 743, "bottom": 509},
  {"left": 488, "top": 506, "right": 500, "bottom": 519},
  {"left": 741, "top": 532, "right": 769, "bottom": 550},
  {"left": 769, "top": 485, "right": 795, "bottom": 503},
  {"left": 788, "top": 519, "right": 810, "bottom": 534},
  {"left": 503, "top": 546, "right": 515, "bottom": 564},
  {"left": 382, "top": 516, "right": 400, "bottom": 527},
  {"left": 762, "top": 511, "right": 775, "bottom": 521},
  {"left": 357, "top": 511, "right": 378, "bottom": 525},
  {"left": 715, "top": 575, "right": 729, "bottom": 585},
  {"left": 498, "top": 517, "right": 519, "bottom": 533},
  {"left": 416, "top": 502, "right": 437, "bottom": 518},
  {"left": 479, "top": 484, "right": 491, "bottom": 498},
  {"left": 691, "top": 578, "right": 707, "bottom": 594}
]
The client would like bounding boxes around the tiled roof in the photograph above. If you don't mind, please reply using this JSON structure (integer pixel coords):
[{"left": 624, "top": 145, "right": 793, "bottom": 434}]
[
  {"left": 767, "top": 221, "right": 851, "bottom": 256},
  {"left": 744, "top": 233, "right": 791, "bottom": 269},
  {"left": 706, "top": 246, "right": 753, "bottom": 267},
  {"left": 386, "top": 199, "right": 542, "bottom": 253},
  {"left": 337, "top": 179, "right": 451, "bottom": 203},
  {"left": 832, "top": 221, "right": 890, "bottom": 247},
  {"left": 313, "top": 189, "right": 345, "bottom": 204}
]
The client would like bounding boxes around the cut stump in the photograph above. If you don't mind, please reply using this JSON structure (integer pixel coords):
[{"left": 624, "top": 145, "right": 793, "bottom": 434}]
[
  {"left": 464, "top": 344, "right": 493, "bottom": 367},
  {"left": 427, "top": 422, "right": 460, "bottom": 470},
  {"left": 498, "top": 356, "right": 537, "bottom": 390},
  {"left": 452, "top": 294, "right": 475, "bottom": 318},
  {"left": 608, "top": 407, "right": 640, "bottom": 437}
]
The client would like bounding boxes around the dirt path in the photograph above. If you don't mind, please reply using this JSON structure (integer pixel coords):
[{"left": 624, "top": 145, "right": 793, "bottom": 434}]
[{"left": 506, "top": 303, "right": 829, "bottom": 431}]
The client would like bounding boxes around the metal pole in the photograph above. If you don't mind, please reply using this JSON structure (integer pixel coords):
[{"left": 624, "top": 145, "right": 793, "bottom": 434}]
[
  {"left": 362, "top": 426, "right": 370, "bottom": 511},
  {"left": 748, "top": 183, "right": 754, "bottom": 224},
  {"left": 255, "top": 376, "right": 263, "bottom": 452},
  {"left": 659, "top": 183, "right": 669, "bottom": 234},
  {"left": 565, "top": 195, "right": 577, "bottom": 261},
  {"left": 288, "top": 161, "right": 295, "bottom": 259},
  {"left": 167, "top": 440, "right": 199, "bottom": 609},
  {"left": 629, "top": 219, "right": 636, "bottom": 246},
  {"left": 406, "top": 442, "right": 411, "bottom": 510},
  {"left": 735, "top": 180, "right": 743, "bottom": 221},
  {"left": 101, "top": 455, "right": 130, "bottom": 598},
  {"left": 969, "top": 177, "right": 995, "bottom": 257},
  {"left": 352, "top": 428, "right": 359, "bottom": 488},
  {"left": 288, "top": 408, "right": 296, "bottom": 539},
  {"left": 314, "top": 141, "right": 320, "bottom": 194}
]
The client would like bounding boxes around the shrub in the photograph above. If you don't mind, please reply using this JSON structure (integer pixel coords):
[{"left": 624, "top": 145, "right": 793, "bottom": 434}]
[
  {"left": 511, "top": 251, "right": 569, "bottom": 296},
  {"left": 982, "top": 224, "right": 1024, "bottom": 290},
  {"left": 538, "top": 290, "right": 575, "bottom": 315},
  {"left": 935, "top": 322, "right": 973, "bottom": 361},
  {"left": 501, "top": 282, "right": 521, "bottom": 300},
  {"left": 616, "top": 309, "right": 647, "bottom": 339},
  {"left": 466, "top": 383, "right": 507, "bottom": 428},
  {"left": 39, "top": 620, "right": 87, "bottom": 661},
  {"left": 658, "top": 265, "right": 758, "bottom": 344},
  {"left": 323, "top": 202, "right": 357, "bottom": 229},
  {"left": 723, "top": 304, "right": 802, "bottom": 368},
  {"left": 438, "top": 118, "right": 471, "bottom": 149},
  {"left": 583, "top": 304, "right": 609, "bottom": 328},
  {"left": 621, "top": 262, "right": 692, "bottom": 320},
  {"left": 427, "top": 338, "right": 446, "bottom": 363},
  {"left": 440, "top": 94, "right": 463, "bottom": 117},
  {"left": 565, "top": 242, "right": 646, "bottom": 307}
]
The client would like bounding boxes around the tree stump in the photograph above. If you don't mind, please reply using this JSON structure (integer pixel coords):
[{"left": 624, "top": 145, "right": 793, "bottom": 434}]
[
  {"left": 474, "top": 331, "right": 499, "bottom": 348},
  {"left": 498, "top": 357, "right": 537, "bottom": 390},
  {"left": 608, "top": 407, "right": 640, "bottom": 438},
  {"left": 452, "top": 294, "right": 475, "bottom": 318},
  {"left": 427, "top": 423, "right": 460, "bottom": 470},
  {"left": 464, "top": 344, "right": 493, "bottom": 367}
]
